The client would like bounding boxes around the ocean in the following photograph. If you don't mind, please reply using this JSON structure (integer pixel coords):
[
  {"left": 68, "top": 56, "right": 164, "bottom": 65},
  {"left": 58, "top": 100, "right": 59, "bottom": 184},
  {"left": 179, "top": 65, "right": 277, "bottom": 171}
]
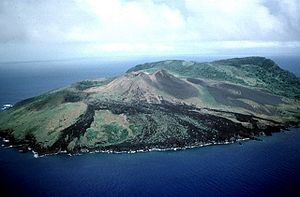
[{"left": 0, "top": 56, "right": 299, "bottom": 196}]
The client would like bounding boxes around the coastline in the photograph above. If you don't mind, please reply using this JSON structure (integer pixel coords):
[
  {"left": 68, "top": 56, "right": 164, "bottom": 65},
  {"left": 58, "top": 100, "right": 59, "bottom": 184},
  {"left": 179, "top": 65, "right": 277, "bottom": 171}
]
[
  {"left": 0, "top": 136, "right": 252, "bottom": 158},
  {"left": 2, "top": 125, "right": 300, "bottom": 197},
  {"left": 1, "top": 125, "right": 299, "bottom": 158}
]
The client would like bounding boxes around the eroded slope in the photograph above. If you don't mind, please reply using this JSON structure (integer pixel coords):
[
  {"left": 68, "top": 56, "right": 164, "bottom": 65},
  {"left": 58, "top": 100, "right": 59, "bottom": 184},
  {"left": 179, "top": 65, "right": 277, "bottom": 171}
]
[{"left": 0, "top": 57, "right": 299, "bottom": 155}]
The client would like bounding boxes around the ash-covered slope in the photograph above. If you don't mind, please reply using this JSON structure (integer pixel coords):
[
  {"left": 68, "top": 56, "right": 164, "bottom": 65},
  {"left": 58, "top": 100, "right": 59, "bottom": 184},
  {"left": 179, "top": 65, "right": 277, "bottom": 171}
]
[{"left": 0, "top": 57, "right": 299, "bottom": 155}]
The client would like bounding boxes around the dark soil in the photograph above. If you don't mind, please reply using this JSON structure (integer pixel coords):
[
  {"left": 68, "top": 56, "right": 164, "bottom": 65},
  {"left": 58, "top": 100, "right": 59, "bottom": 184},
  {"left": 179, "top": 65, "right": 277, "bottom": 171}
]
[
  {"left": 187, "top": 77, "right": 282, "bottom": 115},
  {"left": 1, "top": 100, "right": 296, "bottom": 155},
  {"left": 153, "top": 70, "right": 199, "bottom": 99}
]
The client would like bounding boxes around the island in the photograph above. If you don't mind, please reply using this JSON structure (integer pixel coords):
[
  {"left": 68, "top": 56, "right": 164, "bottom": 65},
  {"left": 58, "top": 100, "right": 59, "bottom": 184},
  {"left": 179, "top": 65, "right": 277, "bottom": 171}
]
[{"left": 0, "top": 57, "right": 299, "bottom": 156}]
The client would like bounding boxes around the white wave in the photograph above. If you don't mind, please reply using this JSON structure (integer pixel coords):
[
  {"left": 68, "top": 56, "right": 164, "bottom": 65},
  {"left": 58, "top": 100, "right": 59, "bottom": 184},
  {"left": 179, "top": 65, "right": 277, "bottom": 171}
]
[{"left": 1, "top": 104, "right": 13, "bottom": 111}]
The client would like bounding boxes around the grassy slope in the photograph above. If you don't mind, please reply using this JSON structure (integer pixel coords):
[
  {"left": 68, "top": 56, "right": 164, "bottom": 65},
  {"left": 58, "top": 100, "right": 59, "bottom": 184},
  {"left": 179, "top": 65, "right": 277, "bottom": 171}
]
[
  {"left": 0, "top": 57, "right": 299, "bottom": 154},
  {"left": 0, "top": 94, "right": 87, "bottom": 147},
  {"left": 127, "top": 57, "right": 300, "bottom": 99},
  {"left": 75, "top": 110, "right": 134, "bottom": 149},
  {"left": 126, "top": 57, "right": 300, "bottom": 123}
]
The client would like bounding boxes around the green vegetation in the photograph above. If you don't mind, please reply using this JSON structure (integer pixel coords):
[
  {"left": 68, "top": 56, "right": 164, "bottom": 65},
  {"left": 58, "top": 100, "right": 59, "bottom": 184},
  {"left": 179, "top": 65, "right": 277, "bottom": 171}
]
[
  {"left": 75, "top": 110, "right": 134, "bottom": 149},
  {"left": 0, "top": 101, "right": 87, "bottom": 147},
  {"left": 0, "top": 56, "right": 299, "bottom": 155},
  {"left": 127, "top": 57, "right": 300, "bottom": 99},
  {"left": 72, "top": 77, "right": 116, "bottom": 91},
  {"left": 239, "top": 64, "right": 300, "bottom": 99},
  {"left": 13, "top": 87, "right": 87, "bottom": 111},
  {"left": 127, "top": 60, "right": 245, "bottom": 84}
]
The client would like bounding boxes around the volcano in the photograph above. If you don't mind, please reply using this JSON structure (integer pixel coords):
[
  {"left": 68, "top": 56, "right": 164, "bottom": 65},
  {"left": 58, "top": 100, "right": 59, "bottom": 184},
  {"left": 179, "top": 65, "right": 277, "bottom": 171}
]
[{"left": 1, "top": 57, "right": 299, "bottom": 155}]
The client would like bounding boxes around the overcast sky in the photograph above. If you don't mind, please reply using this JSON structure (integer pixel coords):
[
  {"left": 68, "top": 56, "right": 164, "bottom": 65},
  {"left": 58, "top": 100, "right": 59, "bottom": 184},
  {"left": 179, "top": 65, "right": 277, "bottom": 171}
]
[{"left": 0, "top": 0, "right": 299, "bottom": 61}]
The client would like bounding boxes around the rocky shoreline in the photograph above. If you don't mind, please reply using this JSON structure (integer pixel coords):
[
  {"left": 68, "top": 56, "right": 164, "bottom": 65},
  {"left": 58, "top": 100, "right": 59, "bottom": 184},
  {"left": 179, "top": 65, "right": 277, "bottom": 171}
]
[
  {"left": 1, "top": 57, "right": 299, "bottom": 158},
  {"left": 1, "top": 123, "right": 298, "bottom": 158},
  {"left": 1, "top": 100, "right": 299, "bottom": 158}
]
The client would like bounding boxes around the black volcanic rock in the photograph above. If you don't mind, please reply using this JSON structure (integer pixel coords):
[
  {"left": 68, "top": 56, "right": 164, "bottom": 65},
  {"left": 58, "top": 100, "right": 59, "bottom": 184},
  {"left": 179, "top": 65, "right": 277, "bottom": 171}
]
[{"left": 0, "top": 57, "right": 299, "bottom": 155}]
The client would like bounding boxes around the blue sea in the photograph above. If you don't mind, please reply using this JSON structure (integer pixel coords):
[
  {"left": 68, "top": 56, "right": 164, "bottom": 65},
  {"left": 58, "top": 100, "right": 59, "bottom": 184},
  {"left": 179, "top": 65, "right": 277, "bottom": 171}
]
[{"left": 0, "top": 56, "right": 299, "bottom": 196}]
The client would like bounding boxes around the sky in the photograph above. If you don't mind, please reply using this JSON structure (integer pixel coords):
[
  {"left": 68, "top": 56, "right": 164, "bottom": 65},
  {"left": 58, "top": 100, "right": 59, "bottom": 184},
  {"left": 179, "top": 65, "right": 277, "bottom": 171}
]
[{"left": 0, "top": 0, "right": 299, "bottom": 62}]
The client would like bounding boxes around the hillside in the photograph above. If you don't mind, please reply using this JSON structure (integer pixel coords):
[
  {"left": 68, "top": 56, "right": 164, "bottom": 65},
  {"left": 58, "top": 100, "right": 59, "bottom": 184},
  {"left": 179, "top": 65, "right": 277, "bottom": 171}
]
[{"left": 0, "top": 57, "right": 299, "bottom": 155}]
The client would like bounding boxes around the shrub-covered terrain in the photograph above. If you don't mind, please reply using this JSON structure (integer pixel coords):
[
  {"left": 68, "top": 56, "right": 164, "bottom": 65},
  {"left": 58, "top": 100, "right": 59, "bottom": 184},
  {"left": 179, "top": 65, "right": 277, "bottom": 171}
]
[{"left": 0, "top": 57, "right": 299, "bottom": 155}]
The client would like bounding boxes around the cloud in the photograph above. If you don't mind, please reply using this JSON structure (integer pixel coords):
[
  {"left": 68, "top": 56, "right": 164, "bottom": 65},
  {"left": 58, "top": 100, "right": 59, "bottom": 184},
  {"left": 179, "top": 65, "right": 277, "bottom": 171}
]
[
  {"left": 185, "top": 0, "right": 282, "bottom": 41},
  {"left": 0, "top": 0, "right": 299, "bottom": 60}
]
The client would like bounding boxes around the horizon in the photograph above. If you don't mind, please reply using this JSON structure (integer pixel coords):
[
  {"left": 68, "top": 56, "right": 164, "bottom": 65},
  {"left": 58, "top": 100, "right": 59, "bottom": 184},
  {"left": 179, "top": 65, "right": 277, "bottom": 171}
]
[
  {"left": 0, "top": 0, "right": 299, "bottom": 62},
  {"left": 0, "top": 54, "right": 299, "bottom": 65},
  {"left": 1, "top": 2, "right": 300, "bottom": 195}
]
